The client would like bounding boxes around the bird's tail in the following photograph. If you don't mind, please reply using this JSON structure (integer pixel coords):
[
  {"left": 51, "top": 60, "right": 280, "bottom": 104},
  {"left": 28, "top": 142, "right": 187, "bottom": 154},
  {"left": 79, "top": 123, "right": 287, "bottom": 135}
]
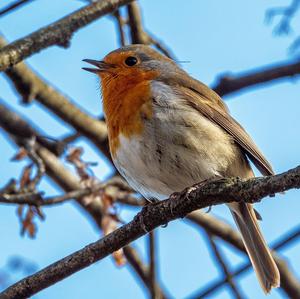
[{"left": 229, "top": 202, "right": 280, "bottom": 293}]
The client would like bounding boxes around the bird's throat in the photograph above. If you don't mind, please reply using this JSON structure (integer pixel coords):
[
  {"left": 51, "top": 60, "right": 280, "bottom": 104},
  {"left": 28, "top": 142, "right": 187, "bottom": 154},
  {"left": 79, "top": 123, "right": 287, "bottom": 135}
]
[{"left": 102, "top": 79, "right": 153, "bottom": 157}]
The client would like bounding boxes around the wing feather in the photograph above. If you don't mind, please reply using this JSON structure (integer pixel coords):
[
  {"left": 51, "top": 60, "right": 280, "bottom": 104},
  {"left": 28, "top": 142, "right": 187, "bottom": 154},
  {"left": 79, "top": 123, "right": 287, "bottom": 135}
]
[{"left": 176, "top": 85, "right": 274, "bottom": 176}]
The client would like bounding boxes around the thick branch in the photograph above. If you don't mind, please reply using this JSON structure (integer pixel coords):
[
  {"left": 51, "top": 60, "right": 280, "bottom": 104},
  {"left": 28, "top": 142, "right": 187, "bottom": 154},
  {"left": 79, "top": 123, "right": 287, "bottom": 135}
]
[
  {"left": 213, "top": 60, "right": 300, "bottom": 97},
  {"left": 0, "top": 99, "right": 64, "bottom": 155},
  {"left": 0, "top": 0, "right": 134, "bottom": 71},
  {"left": 1, "top": 165, "right": 300, "bottom": 298}
]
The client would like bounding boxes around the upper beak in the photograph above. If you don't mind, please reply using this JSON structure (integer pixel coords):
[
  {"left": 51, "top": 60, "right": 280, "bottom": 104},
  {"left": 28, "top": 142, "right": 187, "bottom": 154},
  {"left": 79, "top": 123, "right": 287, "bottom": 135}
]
[{"left": 82, "top": 59, "right": 112, "bottom": 74}]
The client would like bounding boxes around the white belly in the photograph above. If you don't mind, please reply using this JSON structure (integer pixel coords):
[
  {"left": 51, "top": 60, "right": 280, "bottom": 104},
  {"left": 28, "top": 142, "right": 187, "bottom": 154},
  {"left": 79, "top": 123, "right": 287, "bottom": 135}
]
[{"left": 112, "top": 81, "right": 247, "bottom": 200}]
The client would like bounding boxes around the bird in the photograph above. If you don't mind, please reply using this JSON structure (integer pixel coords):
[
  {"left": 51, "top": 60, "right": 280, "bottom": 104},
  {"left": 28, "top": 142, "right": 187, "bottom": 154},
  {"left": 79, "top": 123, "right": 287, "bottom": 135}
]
[{"left": 83, "top": 44, "right": 280, "bottom": 293}]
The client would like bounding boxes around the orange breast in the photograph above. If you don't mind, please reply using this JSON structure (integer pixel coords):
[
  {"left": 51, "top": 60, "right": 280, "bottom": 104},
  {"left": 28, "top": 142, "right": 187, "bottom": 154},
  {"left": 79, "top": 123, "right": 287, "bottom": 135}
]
[{"left": 101, "top": 76, "right": 154, "bottom": 157}]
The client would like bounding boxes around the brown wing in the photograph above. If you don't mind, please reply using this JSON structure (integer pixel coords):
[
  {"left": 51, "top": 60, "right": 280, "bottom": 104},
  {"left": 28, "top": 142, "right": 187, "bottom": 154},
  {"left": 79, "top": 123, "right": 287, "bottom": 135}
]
[{"left": 177, "top": 85, "right": 274, "bottom": 176}]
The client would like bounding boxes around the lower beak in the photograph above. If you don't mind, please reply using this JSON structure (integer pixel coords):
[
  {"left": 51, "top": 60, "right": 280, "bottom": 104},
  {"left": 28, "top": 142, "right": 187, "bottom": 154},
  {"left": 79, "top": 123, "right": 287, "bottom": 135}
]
[{"left": 82, "top": 59, "right": 111, "bottom": 74}]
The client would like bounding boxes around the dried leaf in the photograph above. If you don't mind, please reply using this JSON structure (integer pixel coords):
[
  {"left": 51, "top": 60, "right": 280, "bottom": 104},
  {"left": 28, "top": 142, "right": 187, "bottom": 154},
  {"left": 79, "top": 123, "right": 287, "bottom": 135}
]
[
  {"left": 32, "top": 206, "right": 45, "bottom": 221},
  {"left": 17, "top": 205, "right": 24, "bottom": 218},
  {"left": 20, "top": 207, "right": 37, "bottom": 238},
  {"left": 0, "top": 179, "right": 17, "bottom": 194},
  {"left": 102, "top": 193, "right": 114, "bottom": 211},
  {"left": 66, "top": 147, "right": 83, "bottom": 163},
  {"left": 101, "top": 214, "right": 126, "bottom": 266},
  {"left": 67, "top": 147, "right": 97, "bottom": 180},
  {"left": 20, "top": 164, "right": 33, "bottom": 189},
  {"left": 113, "top": 250, "right": 126, "bottom": 266},
  {"left": 11, "top": 147, "right": 28, "bottom": 161},
  {"left": 66, "top": 147, "right": 90, "bottom": 180}
]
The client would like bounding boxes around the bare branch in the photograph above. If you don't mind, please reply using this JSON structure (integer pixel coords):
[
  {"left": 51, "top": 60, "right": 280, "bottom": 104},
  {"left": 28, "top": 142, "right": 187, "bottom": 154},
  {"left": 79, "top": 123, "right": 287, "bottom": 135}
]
[
  {"left": 1, "top": 165, "right": 300, "bottom": 298},
  {"left": 205, "top": 232, "right": 244, "bottom": 299},
  {"left": 266, "top": 0, "right": 300, "bottom": 35},
  {"left": 0, "top": 99, "right": 168, "bottom": 296},
  {"left": 0, "top": 36, "right": 111, "bottom": 160},
  {"left": 188, "top": 224, "right": 300, "bottom": 299},
  {"left": 0, "top": 178, "right": 136, "bottom": 207},
  {"left": 0, "top": 99, "right": 63, "bottom": 155},
  {"left": 149, "top": 230, "right": 157, "bottom": 299},
  {"left": 213, "top": 60, "right": 300, "bottom": 97},
  {"left": 23, "top": 138, "right": 45, "bottom": 190},
  {"left": 112, "top": 9, "right": 127, "bottom": 46},
  {"left": 123, "top": 246, "right": 168, "bottom": 299},
  {"left": 187, "top": 212, "right": 300, "bottom": 298},
  {"left": 127, "top": 1, "right": 147, "bottom": 44},
  {"left": 126, "top": 2, "right": 176, "bottom": 59},
  {"left": 0, "top": 0, "right": 34, "bottom": 17},
  {"left": 0, "top": 192, "right": 42, "bottom": 206},
  {"left": 0, "top": 0, "right": 135, "bottom": 71}
]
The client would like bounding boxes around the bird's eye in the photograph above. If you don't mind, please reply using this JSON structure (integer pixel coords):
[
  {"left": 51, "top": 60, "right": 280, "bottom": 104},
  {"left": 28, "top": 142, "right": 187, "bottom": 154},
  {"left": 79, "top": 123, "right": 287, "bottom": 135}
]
[{"left": 125, "top": 56, "right": 138, "bottom": 66}]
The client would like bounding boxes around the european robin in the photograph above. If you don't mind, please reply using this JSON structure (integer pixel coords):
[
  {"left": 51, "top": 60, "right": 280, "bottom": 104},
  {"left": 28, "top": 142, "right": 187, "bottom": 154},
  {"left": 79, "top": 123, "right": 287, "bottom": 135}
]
[{"left": 83, "top": 44, "right": 280, "bottom": 293}]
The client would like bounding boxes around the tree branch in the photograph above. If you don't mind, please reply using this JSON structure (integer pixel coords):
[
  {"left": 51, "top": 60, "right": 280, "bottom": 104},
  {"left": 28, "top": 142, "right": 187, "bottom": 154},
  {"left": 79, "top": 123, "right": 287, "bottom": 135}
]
[
  {"left": 126, "top": 1, "right": 175, "bottom": 59},
  {"left": 213, "top": 60, "right": 300, "bottom": 97},
  {"left": 148, "top": 230, "right": 158, "bottom": 299},
  {"left": 0, "top": 0, "right": 134, "bottom": 71},
  {"left": 188, "top": 224, "right": 300, "bottom": 299},
  {"left": 0, "top": 0, "right": 34, "bottom": 17},
  {"left": 2, "top": 71, "right": 300, "bottom": 298},
  {"left": 123, "top": 246, "right": 168, "bottom": 299},
  {"left": 0, "top": 99, "right": 167, "bottom": 297},
  {"left": 205, "top": 232, "right": 244, "bottom": 299},
  {"left": 187, "top": 212, "right": 300, "bottom": 298},
  {"left": 0, "top": 36, "right": 111, "bottom": 161},
  {"left": 112, "top": 9, "right": 126, "bottom": 46},
  {"left": 1, "top": 165, "right": 300, "bottom": 298},
  {"left": 265, "top": 0, "right": 300, "bottom": 36},
  {"left": 0, "top": 178, "right": 133, "bottom": 207}
]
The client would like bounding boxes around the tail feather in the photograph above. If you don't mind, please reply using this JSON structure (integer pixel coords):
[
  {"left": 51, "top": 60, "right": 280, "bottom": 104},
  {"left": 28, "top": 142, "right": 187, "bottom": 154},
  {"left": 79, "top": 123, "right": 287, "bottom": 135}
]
[{"left": 229, "top": 202, "right": 280, "bottom": 293}]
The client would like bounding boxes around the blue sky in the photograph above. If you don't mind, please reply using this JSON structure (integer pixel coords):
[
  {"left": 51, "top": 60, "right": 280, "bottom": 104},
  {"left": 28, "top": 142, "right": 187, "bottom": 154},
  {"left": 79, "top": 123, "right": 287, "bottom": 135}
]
[{"left": 0, "top": 0, "right": 299, "bottom": 298}]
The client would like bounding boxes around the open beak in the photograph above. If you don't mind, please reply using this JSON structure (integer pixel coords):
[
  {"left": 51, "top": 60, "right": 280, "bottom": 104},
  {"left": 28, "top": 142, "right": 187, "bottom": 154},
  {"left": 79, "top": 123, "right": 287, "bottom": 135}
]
[{"left": 82, "top": 59, "right": 112, "bottom": 74}]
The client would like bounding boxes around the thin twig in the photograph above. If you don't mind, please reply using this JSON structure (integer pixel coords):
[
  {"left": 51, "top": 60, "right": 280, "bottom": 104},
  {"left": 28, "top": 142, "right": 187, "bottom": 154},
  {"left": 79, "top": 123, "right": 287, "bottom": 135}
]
[
  {"left": 23, "top": 138, "right": 45, "bottom": 190},
  {"left": 126, "top": 1, "right": 147, "bottom": 44},
  {"left": 124, "top": 246, "right": 168, "bottom": 299},
  {"left": 149, "top": 230, "right": 157, "bottom": 299},
  {"left": 213, "top": 60, "right": 300, "bottom": 96},
  {"left": 126, "top": 1, "right": 176, "bottom": 59},
  {"left": 0, "top": 0, "right": 134, "bottom": 71},
  {"left": 205, "top": 232, "right": 244, "bottom": 299},
  {"left": 112, "top": 9, "right": 126, "bottom": 46},
  {"left": 0, "top": 178, "right": 136, "bottom": 207},
  {"left": 0, "top": 0, "right": 34, "bottom": 17},
  {"left": 0, "top": 192, "right": 42, "bottom": 205},
  {"left": 147, "top": 32, "right": 176, "bottom": 60},
  {"left": 188, "top": 225, "right": 300, "bottom": 299},
  {"left": 266, "top": 0, "right": 300, "bottom": 35}
]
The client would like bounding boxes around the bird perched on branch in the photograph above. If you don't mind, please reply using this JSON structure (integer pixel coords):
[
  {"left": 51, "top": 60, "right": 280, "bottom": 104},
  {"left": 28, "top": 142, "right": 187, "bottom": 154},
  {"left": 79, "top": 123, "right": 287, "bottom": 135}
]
[{"left": 83, "top": 44, "right": 280, "bottom": 293}]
